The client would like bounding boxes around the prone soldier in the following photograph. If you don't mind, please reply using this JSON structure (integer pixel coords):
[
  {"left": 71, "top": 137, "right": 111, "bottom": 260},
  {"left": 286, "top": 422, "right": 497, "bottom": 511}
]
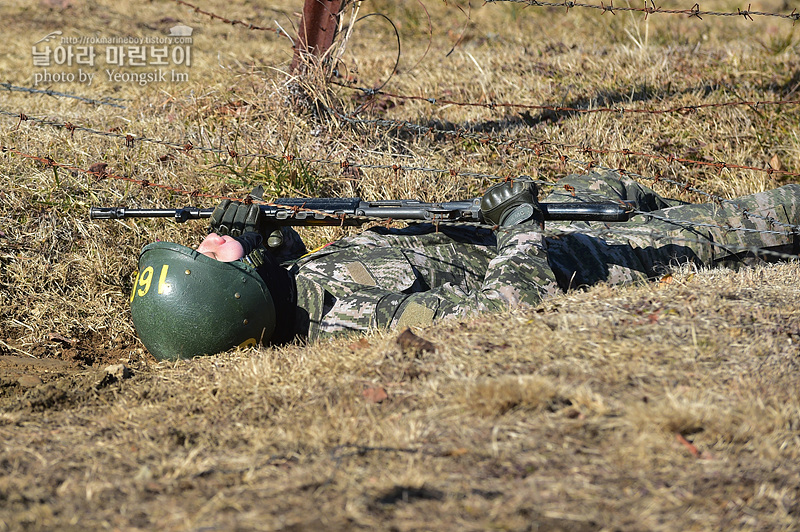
[{"left": 129, "top": 170, "right": 800, "bottom": 360}]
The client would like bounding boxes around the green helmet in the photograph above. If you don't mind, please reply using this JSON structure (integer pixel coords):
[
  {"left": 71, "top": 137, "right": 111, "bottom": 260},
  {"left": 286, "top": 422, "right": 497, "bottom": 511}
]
[{"left": 130, "top": 241, "right": 276, "bottom": 361}]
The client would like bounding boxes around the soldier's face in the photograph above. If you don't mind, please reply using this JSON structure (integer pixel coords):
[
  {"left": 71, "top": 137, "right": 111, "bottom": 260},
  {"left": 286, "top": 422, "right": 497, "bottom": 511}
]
[{"left": 196, "top": 233, "right": 245, "bottom": 262}]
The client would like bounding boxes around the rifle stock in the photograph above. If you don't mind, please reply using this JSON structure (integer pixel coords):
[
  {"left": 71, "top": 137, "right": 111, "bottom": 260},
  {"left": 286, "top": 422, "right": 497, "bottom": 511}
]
[{"left": 90, "top": 197, "right": 635, "bottom": 225}]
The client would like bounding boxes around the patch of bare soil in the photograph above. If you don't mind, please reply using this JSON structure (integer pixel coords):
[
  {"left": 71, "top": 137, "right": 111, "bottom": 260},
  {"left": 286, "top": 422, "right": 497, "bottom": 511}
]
[{"left": 0, "top": 336, "right": 151, "bottom": 412}]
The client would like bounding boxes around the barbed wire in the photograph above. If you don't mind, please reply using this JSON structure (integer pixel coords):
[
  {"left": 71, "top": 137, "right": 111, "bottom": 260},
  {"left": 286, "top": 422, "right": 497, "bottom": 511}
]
[
  {"left": 6, "top": 104, "right": 799, "bottom": 236},
  {"left": 0, "top": 108, "right": 195, "bottom": 149},
  {"left": 3, "top": 146, "right": 219, "bottom": 199},
  {"left": 0, "top": 83, "right": 128, "bottom": 109},
  {"left": 485, "top": 0, "right": 800, "bottom": 23},
  {"left": 323, "top": 109, "right": 800, "bottom": 233},
  {"left": 171, "top": 0, "right": 291, "bottom": 37},
  {"left": 2, "top": 145, "right": 510, "bottom": 229},
  {"left": 0, "top": 108, "right": 537, "bottom": 184},
  {"left": 331, "top": 113, "right": 800, "bottom": 235},
  {"left": 329, "top": 112, "right": 800, "bottom": 180},
  {"left": 7, "top": 105, "right": 797, "bottom": 238},
  {"left": 337, "top": 82, "right": 800, "bottom": 118},
  {"left": 5, "top": 92, "right": 795, "bottom": 187}
]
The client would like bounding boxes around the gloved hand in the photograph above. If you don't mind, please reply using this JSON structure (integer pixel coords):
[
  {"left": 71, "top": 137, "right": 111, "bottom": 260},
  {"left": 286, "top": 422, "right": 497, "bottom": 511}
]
[
  {"left": 480, "top": 178, "right": 542, "bottom": 227},
  {"left": 209, "top": 199, "right": 266, "bottom": 237},
  {"left": 209, "top": 197, "right": 289, "bottom": 250}
]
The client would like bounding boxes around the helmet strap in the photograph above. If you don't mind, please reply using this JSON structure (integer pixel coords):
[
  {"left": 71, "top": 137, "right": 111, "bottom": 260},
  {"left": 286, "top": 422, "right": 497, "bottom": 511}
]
[{"left": 241, "top": 246, "right": 268, "bottom": 268}]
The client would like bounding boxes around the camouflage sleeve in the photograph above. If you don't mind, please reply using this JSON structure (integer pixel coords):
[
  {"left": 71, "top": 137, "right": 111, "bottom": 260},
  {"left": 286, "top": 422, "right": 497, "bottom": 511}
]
[
  {"left": 626, "top": 183, "right": 800, "bottom": 268},
  {"left": 544, "top": 169, "right": 686, "bottom": 211},
  {"left": 381, "top": 222, "right": 561, "bottom": 329},
  {"left": 542, "top": 182, "right": 800, "bottom": 289}
]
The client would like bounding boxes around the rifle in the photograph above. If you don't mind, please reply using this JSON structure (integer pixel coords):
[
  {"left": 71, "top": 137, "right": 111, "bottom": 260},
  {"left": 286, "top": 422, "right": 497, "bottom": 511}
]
[{"left": 90, "top": 197, "right": 634, "bottom": 225}]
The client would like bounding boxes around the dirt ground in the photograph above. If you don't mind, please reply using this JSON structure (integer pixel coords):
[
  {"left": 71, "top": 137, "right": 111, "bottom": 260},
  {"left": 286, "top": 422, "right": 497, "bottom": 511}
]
[{"left": 0, "top": 351, "right": 143, "bottom": 413}]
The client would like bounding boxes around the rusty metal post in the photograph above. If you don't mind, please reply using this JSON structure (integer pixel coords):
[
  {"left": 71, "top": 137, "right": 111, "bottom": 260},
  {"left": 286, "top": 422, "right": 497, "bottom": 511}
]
[{"left": 290, "top": 0, "right": 344, "bottom": 74}]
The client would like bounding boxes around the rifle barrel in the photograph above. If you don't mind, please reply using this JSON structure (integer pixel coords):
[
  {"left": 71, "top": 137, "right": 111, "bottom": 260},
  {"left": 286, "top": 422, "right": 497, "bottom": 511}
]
[
  {"left": 90, "top": 207, "right": 213, "bottom": 222},
  {"left": 540, "top": 202, "right": 632, "bottom": 222}
]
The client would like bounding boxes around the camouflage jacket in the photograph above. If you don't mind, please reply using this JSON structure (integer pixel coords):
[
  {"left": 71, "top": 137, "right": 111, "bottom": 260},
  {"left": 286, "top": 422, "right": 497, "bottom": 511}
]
[
  {"left": 285, "top": 171, "right": 800, "bottom": 340},
  {"left": 287, "top": 222, "right": 559, "bottom": 340}
]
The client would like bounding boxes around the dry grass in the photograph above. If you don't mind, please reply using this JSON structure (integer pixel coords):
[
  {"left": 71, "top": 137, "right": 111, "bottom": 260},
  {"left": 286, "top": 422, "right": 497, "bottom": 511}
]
[{"left": 2, "top": 0, "right": 800, "bottom": 530}]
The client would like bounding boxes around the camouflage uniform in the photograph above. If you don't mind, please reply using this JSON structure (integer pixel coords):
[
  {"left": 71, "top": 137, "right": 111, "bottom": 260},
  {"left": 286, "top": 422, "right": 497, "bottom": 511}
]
[{"left": 287, "top": 171, "right": 800, "bottom": 340}]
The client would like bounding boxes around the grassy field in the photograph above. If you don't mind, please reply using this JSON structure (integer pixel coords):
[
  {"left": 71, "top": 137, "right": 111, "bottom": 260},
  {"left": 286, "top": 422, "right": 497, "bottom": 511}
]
[{"left": 2, "top": 0, "right": 800, "bottom": 529}]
